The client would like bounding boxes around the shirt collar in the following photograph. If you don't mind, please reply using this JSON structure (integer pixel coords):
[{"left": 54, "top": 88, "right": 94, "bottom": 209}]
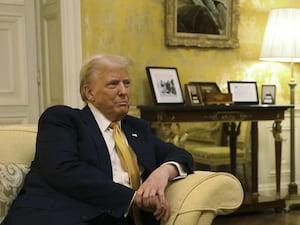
[{"left": 87, "top": 102, "right": 120, "bottom": 132}]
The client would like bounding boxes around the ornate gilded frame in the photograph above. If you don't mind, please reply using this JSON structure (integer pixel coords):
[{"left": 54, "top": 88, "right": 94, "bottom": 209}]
[{"left": 166, "top": 0, "right": 239, "bottom": 48}]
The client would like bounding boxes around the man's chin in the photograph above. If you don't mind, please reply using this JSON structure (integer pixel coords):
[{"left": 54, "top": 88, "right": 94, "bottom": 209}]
[
  {"left": 115, "top": 106, "right": 129, "bottom": 118},
  {"left": 119, "top": 104, "right": 129, "bottom": 111}
]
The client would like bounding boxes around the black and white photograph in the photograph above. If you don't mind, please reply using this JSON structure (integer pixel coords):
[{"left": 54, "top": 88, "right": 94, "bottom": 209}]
[{"left": 146, "top": 67, "right": 184, "bottom": 104}]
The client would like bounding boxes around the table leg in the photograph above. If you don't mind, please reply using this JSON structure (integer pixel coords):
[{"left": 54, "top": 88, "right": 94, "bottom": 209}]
[
  {"left": 272, "top": 121, "right": 282, "bottom": 195},
  {"left": 251, "top": 122, "right": 258, "bottom": 194},
  {"left": 228, "top": 122, "right": 241, "bottom": 175},
  {"left": 230, "top": 121, "right": 286, "bottom": 213}
]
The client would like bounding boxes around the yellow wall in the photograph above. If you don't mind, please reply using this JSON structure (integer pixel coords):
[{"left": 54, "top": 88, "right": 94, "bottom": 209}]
[{"left": 80, "top": 0, "right": 300, "bottom": 105}]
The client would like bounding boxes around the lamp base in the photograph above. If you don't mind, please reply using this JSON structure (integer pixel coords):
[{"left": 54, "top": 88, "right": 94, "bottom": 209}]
[
  {"left": 285, "top": 193, "right": 300, "bottom": 211},
  {"left": 288, "top": 182, "right": 298, "bottom": 194}
]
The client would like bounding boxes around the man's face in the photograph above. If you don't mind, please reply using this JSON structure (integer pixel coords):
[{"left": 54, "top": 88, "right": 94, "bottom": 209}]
[{"left": 85, "top": 67, "right": 131, "bottom": 121}]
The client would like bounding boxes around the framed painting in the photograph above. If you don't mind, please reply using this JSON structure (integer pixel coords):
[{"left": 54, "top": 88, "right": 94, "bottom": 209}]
[
  {"left": 146, "top": 67, "right": 185, "bottom": 104},
  {"left": 166, "top": 0, "right": 239, "bottom": 48}
]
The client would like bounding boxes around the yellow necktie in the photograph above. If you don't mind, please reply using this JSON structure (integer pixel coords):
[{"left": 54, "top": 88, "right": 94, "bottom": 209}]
[
  {"left": 110, "top": 122, "right": 140, "bottom": 190},
  {"left": 109, "top": 122, "right": 143, "bottom": 225}
]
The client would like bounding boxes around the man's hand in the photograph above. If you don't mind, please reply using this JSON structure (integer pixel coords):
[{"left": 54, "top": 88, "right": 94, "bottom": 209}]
[{"left": 133, "top": 164, "right": 179, "bottom": 221}]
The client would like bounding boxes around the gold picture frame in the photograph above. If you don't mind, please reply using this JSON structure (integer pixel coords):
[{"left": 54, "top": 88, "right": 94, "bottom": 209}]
[{"left": 166, "top": 0, "right": 239, "bottom": 48}]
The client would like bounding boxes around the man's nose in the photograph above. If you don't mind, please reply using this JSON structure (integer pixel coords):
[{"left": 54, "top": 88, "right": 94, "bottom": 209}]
[{"left": 118, "top": 82, "right": 127, "bottom": 94}]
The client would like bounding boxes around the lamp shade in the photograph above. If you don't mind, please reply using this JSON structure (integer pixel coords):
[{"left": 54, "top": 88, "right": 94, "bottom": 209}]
[{"left": 260, "top": 8, "right": 300, "bottom": 63}]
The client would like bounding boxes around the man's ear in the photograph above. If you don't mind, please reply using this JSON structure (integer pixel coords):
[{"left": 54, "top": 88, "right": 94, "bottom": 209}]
[{"left": 83, "top": 85, "right": 95, "bottom": 102}]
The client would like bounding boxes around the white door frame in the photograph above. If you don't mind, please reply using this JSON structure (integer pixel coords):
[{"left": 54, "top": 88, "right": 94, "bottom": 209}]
[{"left": 60, "top": 0, "right": 83, "bottom": 109}]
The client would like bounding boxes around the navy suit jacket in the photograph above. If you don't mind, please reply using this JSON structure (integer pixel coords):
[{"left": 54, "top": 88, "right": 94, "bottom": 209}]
[{"left": 2, "top": 105, "right": 193, "bottom": 225}]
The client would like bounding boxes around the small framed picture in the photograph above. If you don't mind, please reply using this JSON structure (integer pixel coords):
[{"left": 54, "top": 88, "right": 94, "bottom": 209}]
[
  {"left": 146, "top": 66, "right": 184, "bottom": 104},
  {"left": 261, "top": 85, "right": 276, "bottom": 104},
  {"left": 228, "top": 81, "right": 259, "bottom": 104},
  {"left": 190, "top": 82, "right": 221, "bottom": 103},
  {"left": 184, "top": 83, "right": 203, "bottom": 105},
  {"left": 196, "top": 82, "right": 221, "bottom": 98}
]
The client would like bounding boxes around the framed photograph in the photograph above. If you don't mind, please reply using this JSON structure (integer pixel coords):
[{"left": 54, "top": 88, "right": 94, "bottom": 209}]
[
  {"left": 261, "top": 85, "right": 276, "bottom": 104},
  {"left": 196, "top": 82, "right": 221, "bottom": 95},
  {"left": 166, "top": 0, "right": 239, "bottom": 48},
  {"left": 185, "top": 83, "right": 203, "bottom": 105},
  {"left": 185, "top": 82, "right": 221, "bottom": 105},
  {"left": 228, "top": 81, "right": 259, "bottom": 104},
  {"left": 146, "top": 67, "right": 184, "bottom": 104},
  {"left": 192, "top": 82, "right": 221, "bottom": 102}
]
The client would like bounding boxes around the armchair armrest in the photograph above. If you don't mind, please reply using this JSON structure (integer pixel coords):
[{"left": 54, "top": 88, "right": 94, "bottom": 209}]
[{"left": 162, "top": 171, "right": 244, "bottom": 225}]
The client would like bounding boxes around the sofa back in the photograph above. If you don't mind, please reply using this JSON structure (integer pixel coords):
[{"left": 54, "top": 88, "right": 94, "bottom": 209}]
[{"left": 0, "top": 124, "right": 37, "bottom": 164}]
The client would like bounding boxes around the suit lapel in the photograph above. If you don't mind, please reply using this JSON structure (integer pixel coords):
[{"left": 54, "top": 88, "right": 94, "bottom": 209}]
[
  {"left": 80, "top": 106, "right": 113, "bottom": 177},
  {"left": 81, "top": 106, "right": 103, "bottom": 141},
  {"left": 122, "top": 119, "right": 156, "bottom": 172}
]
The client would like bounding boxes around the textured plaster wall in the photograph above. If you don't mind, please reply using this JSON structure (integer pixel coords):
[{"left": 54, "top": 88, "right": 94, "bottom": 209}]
[{"left": 80, "top": 0, "right": 300, "bottom": 106}]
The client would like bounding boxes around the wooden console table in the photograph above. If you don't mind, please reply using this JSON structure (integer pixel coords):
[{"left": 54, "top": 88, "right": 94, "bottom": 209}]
[{"left": 138, "top": 104, "right": 293, "bottom": 212}]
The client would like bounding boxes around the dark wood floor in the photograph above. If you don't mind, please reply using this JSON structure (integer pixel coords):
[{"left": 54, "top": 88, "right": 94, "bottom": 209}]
[{"left": 212, "top": 209, "right": 300, "bottom": 225}]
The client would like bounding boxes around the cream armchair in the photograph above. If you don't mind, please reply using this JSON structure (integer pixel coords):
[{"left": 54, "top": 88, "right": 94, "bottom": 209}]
[{"left": 0, "top": 124, "right": 244, "bottom": 225}]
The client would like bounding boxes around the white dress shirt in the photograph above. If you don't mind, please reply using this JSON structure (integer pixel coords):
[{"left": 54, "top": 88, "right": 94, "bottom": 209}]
[{"left": 88, "top": 103, "right": 187, "bottom": 188}]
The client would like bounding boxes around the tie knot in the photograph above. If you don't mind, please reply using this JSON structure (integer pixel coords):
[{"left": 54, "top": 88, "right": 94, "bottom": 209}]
[{"left": 109, "top": 122, "right": 119, "bottom": 130}]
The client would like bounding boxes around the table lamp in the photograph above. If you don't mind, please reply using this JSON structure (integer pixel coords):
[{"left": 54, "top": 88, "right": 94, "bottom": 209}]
[{"left": 260, "top": 8, "right": 300, "bottom": 210}]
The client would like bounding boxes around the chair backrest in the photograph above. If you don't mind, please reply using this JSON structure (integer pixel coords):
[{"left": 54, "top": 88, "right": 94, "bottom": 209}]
[
  {"left": 181, "top": 122, "right": 251, "bottom": 168},
  {"left": 182, "top": 122, "right": 223, "bottom": 146},
  {"left": 180, "top": 121, "right": 250, "bottom": 148}
]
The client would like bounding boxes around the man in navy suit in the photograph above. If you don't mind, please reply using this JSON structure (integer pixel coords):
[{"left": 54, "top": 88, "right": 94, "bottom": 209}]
[{"left": 2, "top": 54, "right": 193, "bottom": 225}]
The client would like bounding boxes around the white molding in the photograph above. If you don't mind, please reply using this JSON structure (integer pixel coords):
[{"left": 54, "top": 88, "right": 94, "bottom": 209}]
[
  {"left": 0, "top": 0, "right": 24, "bottom": 5},
  {"left": 60, "top": 0, "right": 83, "bottom": 108},
  {"left": 0, "top": 114, "right": 28, "bottom": 124},
  {"left": 258, "top": 107, "right": 300, "bottom": 194},
  {"left": 0, "top": 12, "right": 28, "bottom": 105}
]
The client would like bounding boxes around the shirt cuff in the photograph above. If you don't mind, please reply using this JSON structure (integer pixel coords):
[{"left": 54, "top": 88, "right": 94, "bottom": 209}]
[{"left": 161, "top": 161, "right": 188, "bottom": 180}]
